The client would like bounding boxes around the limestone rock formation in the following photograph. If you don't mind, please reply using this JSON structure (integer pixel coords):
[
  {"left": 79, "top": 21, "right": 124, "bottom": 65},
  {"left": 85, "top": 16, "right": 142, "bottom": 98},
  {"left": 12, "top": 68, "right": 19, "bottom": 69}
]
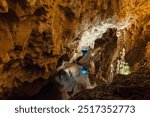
[{"left": 0, "top": 0, "right": 150, "bottom": 99}]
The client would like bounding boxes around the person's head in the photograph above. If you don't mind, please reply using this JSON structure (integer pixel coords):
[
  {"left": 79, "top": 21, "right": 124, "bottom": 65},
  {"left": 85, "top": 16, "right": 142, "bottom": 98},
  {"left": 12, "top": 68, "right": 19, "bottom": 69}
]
[
  {"left": 81, "top": 67, "right": 88, "bottom": 74},
  {"left": 80, "top": 46, "right": 90, "bottom": 56}
]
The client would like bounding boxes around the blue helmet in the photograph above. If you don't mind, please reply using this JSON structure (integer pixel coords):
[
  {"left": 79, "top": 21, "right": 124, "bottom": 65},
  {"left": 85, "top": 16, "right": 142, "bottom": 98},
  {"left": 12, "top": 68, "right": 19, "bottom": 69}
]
[
  {"left": 81, "top": 67, "right": 88, "bottom": 74},
  {"left": 81, "top": 48, "right": 89, "bottom": 56}
]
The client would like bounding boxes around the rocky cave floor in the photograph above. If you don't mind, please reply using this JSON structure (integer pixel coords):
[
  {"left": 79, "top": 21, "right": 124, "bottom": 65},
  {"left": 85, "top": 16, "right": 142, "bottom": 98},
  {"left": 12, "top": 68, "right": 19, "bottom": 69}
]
[
  {"left": 71, "top": 73, "right": 150, "bottom": 100},
  {"left": 0, "top": 0, "right": 150, "bottom": 99}
]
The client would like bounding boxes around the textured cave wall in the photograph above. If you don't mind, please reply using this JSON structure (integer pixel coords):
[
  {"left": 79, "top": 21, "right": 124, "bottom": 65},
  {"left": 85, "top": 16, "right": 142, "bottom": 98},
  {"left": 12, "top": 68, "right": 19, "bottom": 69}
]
[{"left": 0, "top": 0, "right": 150, "bottom": 99}]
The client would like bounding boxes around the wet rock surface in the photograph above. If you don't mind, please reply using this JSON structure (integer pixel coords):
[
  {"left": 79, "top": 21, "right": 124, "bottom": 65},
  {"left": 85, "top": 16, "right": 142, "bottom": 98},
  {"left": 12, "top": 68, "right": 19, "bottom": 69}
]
[{"left": 0, "top": 0, "right": 150, "bottom": 99}]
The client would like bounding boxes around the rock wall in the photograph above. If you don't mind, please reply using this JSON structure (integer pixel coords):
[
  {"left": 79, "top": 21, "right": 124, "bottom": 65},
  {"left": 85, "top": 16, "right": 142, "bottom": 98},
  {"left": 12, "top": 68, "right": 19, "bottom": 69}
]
[{"left": 0, "top": 0, "right": 149, "bottom": 99}]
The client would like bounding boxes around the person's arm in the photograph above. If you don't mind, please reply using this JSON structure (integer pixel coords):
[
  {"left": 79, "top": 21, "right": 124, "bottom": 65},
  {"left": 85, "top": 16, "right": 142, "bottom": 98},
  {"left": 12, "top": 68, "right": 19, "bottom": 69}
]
[
  {"left": 89, "top": 61, "right": 95, "bottom": 75},
  {"left": 70, "top": 52, "right": 83, "bottom": 62}
]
